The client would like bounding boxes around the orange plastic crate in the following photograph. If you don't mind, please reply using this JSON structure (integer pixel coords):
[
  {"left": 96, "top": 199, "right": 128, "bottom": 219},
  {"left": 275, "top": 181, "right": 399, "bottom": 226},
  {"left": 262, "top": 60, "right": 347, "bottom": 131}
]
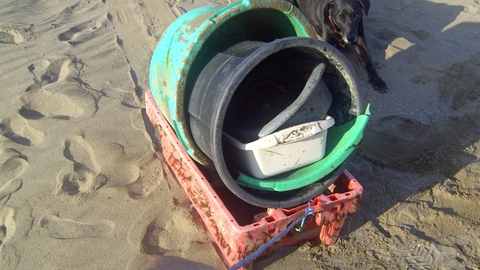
[{"left": 145, "top": 90, "right": 363, "bottom": 269}]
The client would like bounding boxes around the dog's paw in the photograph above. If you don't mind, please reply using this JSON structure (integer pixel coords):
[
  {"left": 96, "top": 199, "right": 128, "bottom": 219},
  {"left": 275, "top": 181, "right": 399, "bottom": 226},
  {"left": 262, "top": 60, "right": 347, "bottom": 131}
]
[{"left": 369, "top": 76, "right": 388, "bottom": 93}]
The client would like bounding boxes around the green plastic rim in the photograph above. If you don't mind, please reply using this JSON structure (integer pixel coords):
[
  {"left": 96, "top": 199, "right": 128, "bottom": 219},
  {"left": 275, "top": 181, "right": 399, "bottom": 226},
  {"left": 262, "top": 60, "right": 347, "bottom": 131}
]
[
  {"left": 149, "top": 0, "right": 316, "bottom": 166},
  {"left": 236, "top": 105, "right": 370, "bottom": 191}
]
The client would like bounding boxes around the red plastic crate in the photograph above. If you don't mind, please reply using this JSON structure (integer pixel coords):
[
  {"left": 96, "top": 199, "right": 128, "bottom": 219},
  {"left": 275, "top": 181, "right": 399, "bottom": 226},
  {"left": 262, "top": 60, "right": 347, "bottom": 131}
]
[{"left": 145, "top": 90, "right": 363, "bottom": 269}]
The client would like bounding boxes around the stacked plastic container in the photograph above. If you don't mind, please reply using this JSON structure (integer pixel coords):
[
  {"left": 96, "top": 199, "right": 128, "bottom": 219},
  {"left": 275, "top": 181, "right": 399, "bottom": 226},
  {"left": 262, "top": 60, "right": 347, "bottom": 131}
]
[{"left": 150, "top": 0, "right": 369, "bottom": 208}]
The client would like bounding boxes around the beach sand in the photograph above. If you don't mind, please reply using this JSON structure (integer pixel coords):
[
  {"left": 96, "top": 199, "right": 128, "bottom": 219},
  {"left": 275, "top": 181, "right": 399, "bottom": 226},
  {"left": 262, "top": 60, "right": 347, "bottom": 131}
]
[{"left": 0, "top": 0, "right": 479, "bottom": 269}]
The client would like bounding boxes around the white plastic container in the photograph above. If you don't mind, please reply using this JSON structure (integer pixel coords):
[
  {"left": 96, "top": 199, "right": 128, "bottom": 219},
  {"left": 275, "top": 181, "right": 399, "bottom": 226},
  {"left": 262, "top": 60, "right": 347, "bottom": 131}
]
[{"left": 223, "top": 116, "right": 335, "bottom": 179}]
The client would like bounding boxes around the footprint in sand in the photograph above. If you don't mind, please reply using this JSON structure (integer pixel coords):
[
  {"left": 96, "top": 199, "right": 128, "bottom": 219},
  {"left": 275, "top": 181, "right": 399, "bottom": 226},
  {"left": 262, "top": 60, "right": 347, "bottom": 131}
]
[
  {"left": 0, "top": 242, "right": 20, "bottom": 270},
  {"left": 58, "top": 136, "right": 141, "bottom": 195},
  {"left": 105, "top": 81, "right": 142, "bottom": 109},
  {"left": 0, "top": 116, "right": 44, "bottom": 146},
  {"left": 0, "top": 27, "right": 27, "bottom": 44},
  {"left": 411, "top": 75, "right": 431, "bottom": 85},
  {"left": 360, "top": 115, "right": 450, "bottom": 171},
  {"left": 439, "top": 56, "right": 480, "bottom": 111},
  {"left": 141, "top": 208, "right": 209, "bottom": 254},
  {"left": 0, "top": 207, "right": 16, "bottom": 246},
  {"left": 58, "top": 21, "right": 103, "bottom": 45},
  {"left": 27, "top": 57, "right": 81, "bottom": 90},
  {"left": 367, "top": 27, "right": 398, "bottom": 51},
  {"left": 39, "top": 215, "right": 114, "bottom": 239},
  {"left": 409, "top": 29, "right": 431, "bottom": 41},
  {"left": 0, "top": 150, "right": 28, "bottom": 186},
  {"left": 19, "top": 87, "right": 86, "bottom": 120},
  {"left": 63, "top": 136, "right": 101, "bottom": 174},
  {"left": 362, "top": 116, "right": 429, "bottom": 161},
  {"left": 58, "top": 136, "right": 102, "bottom": 195},
  {"left": 0, "top": 207, "right": 20, "bottom": 270},
  {"left": 0, "top": 179, "right": 23, "bottom": 206},
  {"left": 372, "top": 27, "right": 398, "bottom": 42},
  {"left": 102, "top": 163, "right": 140, "bottom": 187},
  {"left": 59, "top": 169, "right": 102, "bottom": 196},
  {"left": 0, "top": 150, "right": 25, "bottom": 251},
  {"left": 17, "top": 57, "right": 99, "bottom": 119},
  {"left": 0, "top": 206, "right": 20, "bottom": 269},
  {"left": 127, "top": 157, "right": 162, "bottom": 199}
]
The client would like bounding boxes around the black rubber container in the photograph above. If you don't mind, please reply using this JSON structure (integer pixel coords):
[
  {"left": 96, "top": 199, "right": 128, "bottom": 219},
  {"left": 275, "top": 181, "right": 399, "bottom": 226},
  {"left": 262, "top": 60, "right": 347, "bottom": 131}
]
[{"left": 188, "top": 37, "right": 361, "bottom": 208}]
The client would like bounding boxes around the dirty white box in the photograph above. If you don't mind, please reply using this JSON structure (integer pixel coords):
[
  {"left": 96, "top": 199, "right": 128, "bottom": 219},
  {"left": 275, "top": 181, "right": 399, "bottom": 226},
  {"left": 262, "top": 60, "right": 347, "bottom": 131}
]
[{"left": 223, "top": 116, "right": 335, "bottom": 179}]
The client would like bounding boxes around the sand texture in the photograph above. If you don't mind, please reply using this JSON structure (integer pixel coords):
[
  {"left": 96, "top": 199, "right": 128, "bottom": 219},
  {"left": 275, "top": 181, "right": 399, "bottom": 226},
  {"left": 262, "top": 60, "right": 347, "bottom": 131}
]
[{"left": 0, "top": 0, "right": 479, "bottom": 269}]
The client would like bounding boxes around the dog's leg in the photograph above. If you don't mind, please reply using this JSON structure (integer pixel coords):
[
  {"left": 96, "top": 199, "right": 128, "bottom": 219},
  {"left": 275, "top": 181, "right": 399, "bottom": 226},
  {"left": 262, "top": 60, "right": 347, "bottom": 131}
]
[{"left": 353, "top": 36, "right": 387, "bottom": 92}]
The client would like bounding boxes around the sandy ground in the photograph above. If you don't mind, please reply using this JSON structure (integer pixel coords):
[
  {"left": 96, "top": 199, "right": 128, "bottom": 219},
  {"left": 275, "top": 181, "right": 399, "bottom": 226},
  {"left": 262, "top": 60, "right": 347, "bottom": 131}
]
[{"left": 0, "top": 0, "right": 479, "bottom": 269}]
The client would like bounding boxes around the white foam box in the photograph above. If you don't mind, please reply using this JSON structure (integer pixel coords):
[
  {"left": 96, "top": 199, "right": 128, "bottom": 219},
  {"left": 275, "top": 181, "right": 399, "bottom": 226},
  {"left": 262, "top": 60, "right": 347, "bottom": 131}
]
[{"left": 223, "top": 116, "right": 335, "bottom": 179}]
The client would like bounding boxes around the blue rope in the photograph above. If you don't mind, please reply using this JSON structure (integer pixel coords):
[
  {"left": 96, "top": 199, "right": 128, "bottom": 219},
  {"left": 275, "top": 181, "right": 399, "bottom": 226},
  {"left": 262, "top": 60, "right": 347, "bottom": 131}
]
[{"left": 229, "top": 202, "right": 315, "bottom": 270}]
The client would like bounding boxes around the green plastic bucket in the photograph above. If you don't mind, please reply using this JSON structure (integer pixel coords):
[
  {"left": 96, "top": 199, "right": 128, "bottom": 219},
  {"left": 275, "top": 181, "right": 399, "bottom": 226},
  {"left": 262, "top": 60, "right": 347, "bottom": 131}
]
[{"left": 149, "top": 0, "right": 316, "bottom": 167}]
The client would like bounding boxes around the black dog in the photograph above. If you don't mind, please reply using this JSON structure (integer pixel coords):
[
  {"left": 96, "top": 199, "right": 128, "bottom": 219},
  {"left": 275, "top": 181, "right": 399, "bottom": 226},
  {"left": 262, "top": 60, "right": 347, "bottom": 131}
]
[{"left": 287, "top": 0, "right": 387, "bottom": 92}]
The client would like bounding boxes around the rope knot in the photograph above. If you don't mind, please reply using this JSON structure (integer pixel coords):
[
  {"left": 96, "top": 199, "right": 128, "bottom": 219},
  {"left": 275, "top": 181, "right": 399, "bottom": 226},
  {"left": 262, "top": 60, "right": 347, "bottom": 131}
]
[{"left": 295, "top": 202, "right": 314, "bottom": 232}]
